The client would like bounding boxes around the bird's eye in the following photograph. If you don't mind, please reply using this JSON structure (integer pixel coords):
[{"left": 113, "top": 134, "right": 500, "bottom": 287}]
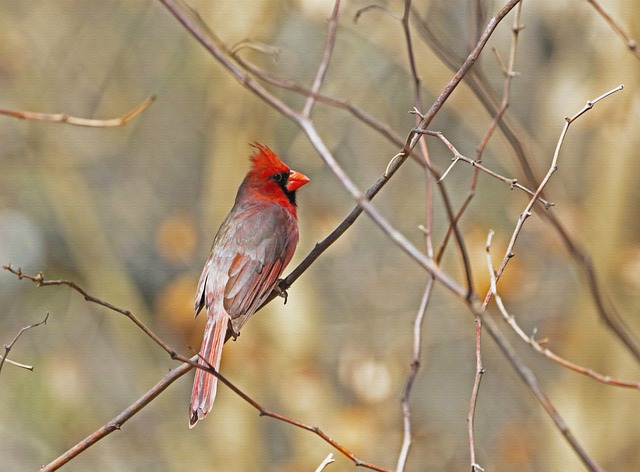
[{"left": 270, "top": 172, "right": 287, "bottom": 183}]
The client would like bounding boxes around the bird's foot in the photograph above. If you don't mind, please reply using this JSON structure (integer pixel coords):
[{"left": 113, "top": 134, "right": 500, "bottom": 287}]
[{"left": 274, "top": 281, "right": 289, "bottom": 305}]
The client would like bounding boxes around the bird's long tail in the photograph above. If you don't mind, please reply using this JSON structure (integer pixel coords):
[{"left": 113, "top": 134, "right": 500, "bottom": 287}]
[{"left": 189, "top": 312, "right": 227, "bottom": 427}]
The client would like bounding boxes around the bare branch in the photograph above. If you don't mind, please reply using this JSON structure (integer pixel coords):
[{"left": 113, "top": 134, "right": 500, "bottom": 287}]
[
  {"left": 229, "top": 39, "right": 280, "bottom": 59},
  {"left": 481, "top": 316, "right": 605, "bottom": 471},
  {"left": 411, "top": 0, "right": 522, "bottom": 136},
  {"left": 0, "top": 312, "right": 49, "bottom": 374},
  {"left": 412, "top": 3, "right": 640, "bottom": 360},
  {"left": 486, "top": 232, "right": 640, "bottom": 390},
  {"left": 159, "top": 0, "right": 521, "bottom": 302},
  {"left": 421, "top": 130, "right": 553, "bottom": 208},
  {"left": 299, "top": 119, "right": 468, "bottom": 298},
  {"left": 302, "top": 0, "right": 340, "bottom": 118},
  {"left": 0, "top": 95, "right": 155, "bottom": 127},
  {"left": 315, "top": 454, "right": 335, "bottom": 472},
  {"left": 585, "top": 0, "right": 640, "bottom": 60},
  {"left": 3, "top": 264, "right": 181, "bottom": 361},
  {"left": 41, "top": 359, "right": 194, "bottom": 471},
  {"left": 158, "top": 0, "right": 298, "bottom": 122},
  {"left": 353, "top": 5, "right": 401, "bottom": 24},
  {"left": 402, "top": 0, "right": 423, "bottom": 112},
  {"left": 230, "top": 55, "right": 407, "bottom": 150},
  {"left": 5, "top": 265, "right": 389, "bottom": 472},
  {"left": 484, "top": 85, "right": 624, "bottom": 307},
  {"left": 396, "top": 277, "right": 435, "bottom": 472},
  {"left": 468, "top": 315, "right": 485, "bottom": 472},
  {"left": 475, "top": 2, "right": 523, "bottom": 162}
]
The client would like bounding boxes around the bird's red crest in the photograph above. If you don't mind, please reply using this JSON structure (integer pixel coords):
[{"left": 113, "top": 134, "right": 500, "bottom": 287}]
[{"left": 249, "top": 142, "right": 290, "bottom": 176}]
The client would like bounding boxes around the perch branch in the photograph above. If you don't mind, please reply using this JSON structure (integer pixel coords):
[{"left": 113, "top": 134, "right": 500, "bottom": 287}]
[
  {"left": 5, "top": 265, "right": 388, "bottom": 472},
  {"left": 160, "top": 0, "right": 521, "bottom": 302}
]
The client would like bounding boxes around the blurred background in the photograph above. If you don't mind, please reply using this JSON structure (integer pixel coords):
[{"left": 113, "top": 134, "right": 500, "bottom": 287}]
[{"left": 0, "top": 1, "right": 639, "bottom": 471}]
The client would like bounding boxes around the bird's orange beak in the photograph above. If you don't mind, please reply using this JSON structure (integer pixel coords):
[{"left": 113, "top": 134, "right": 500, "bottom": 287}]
[{"left": 286, "top": 170, "right": 310, "bottom": 192}]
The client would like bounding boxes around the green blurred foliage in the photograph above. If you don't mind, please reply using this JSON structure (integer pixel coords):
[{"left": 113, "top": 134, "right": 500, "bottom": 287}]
[{"left": 0, "top": 1, "right": 639, "bottom": 471}]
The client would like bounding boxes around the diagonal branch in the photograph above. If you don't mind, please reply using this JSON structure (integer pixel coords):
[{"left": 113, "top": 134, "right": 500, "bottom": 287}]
[
  {"left": 480, "top": 315, "right": 605, "bottom": 472},
  {"left": 5, "top": 265, "right": 390, "bottom": 472},
  {"left": 585, "top": 0, "right": 640, "bottom": 60},
  {"left": 411, "top": 0, "right": 522, "bottom": 136},
  {"left": 41, "top": 359, "right": 193, "bottom": 471},
  {"left": 412, "top": 4, "right": 640, "bottom": 361},
  {"left": 159, "top": 0, "right": 521, "bottom": 302}
]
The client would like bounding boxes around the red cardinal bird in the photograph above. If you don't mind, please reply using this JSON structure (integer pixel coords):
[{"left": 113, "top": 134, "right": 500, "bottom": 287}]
[{"left": 189, "top": 142, "right": 309, "bottom": 427}]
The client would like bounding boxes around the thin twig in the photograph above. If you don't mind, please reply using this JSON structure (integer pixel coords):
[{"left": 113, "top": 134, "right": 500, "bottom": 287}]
[
  {"left": 299, "top": 119, "right": 467, "bottom": 299},
  {"left": 412, "top": 4, "right": 640, "bottom": 360},
  {"left": 0, "top": 312, "right": 49, "bottom": 374},
  {"left": 411, "top": 0, "right": 521, "bottom": 138},
  {"left": 468, "top": 316, "right": 485, "bottom": 472},
  {"left": 485, "top": 232, "right": 640, "bottom": 390},
  {"left": 396, "top": 277, "right": 434, "bottom": 472},
  {"left": 359, "top": 0, "right": 478, "bottom": 302},
  {"left": 0, "top": 95, "right": 155, "bottom": 127},
  {"left": 229, "top": 39, "right": 280, "bottom": 59},
  {"left": 403, "top": 0, "right": 524, "bottom": 298},
  {"left": 483, "top": 84, "right": 624, "bottom": 308},
  {"left": 585, "top": 0, "right": 640, "bottom": 60},
  {"left": 400, "top": 0, "right": 436, "bottom": 260},
  {"left": 467, "top": 7, "right": 523, "bottom": 469},
  {"left": 5, "top": 265, "right": 389, "bottom": 472},
  {"left": 315, "top": 454, "right": 335, "bottom": 472},
  {"left": 421, "top": 130, "right": 553, "bottom": 208},
  {"left": 230, "top": 55, "right": 408, "bottom": 152},
  {"left": 410, "top": 4, "right": 537, "bottom": 189},
  {"left": 480, "top": 316, "right": 605, "bottom": 472},
  {"left": 402, "top": 0, "right": 423, "bottom": 112},
  {"left": 3, "top": 265, "right": 181, "bottom": 361},
  {"left": 396, "top": 4, "right": 438, "bottom": 468},
  {"left": 431, "top": 2, "right": 526, "bottom": 266},
  {"left": 196, "top": 352, "right": 391, "bottom": 471},
  {"left": 482, "top": 234, "right": 606, "bottom": 471},
  {"left": 353, "top": 5, "right": 401, "bottom": 24},
  {"left": 302, "top": 0, "right": 340, "bottom": 118},
  {"left": 473, "top": 2, "right": 522, "bottom": 165}
]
